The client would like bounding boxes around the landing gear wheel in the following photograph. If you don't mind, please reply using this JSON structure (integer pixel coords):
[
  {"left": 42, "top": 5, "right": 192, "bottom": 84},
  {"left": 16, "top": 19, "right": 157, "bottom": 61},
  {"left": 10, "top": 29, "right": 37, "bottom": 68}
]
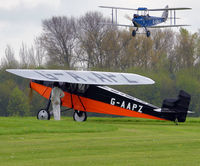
[
  {"left": 146, "top": 30, "right": 151, "bottom": 37},
  {"left": 132, "top": 30, "right": 136, "bottom": 37},
  {"left": 37, "top": 109, "right": 50, "bottom": 120},
  {"left": 73, "top": 110, "right": 87, "bottom": 122}
]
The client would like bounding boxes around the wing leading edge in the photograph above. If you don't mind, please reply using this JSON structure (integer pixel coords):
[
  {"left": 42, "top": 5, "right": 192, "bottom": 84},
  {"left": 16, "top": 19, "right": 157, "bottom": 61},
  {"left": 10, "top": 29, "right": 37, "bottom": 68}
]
[
  {"left": 99, "top": 6, "right": 191, "bottom": 11},
  {"left": 102, "top": 23, "right": 190, "bottom": 28},
  {"left": 6, "top": 69, "right": 155, "bottom": 85}
]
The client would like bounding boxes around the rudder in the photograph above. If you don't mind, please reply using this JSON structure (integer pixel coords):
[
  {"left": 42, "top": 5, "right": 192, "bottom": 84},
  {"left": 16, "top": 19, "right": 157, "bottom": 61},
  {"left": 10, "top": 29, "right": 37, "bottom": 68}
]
[
  {"left": 161, "top": 90, "right": 191, "bottom": 122},
  {"left": 162, "top": 5, "right": 169, "bottom": 21}
]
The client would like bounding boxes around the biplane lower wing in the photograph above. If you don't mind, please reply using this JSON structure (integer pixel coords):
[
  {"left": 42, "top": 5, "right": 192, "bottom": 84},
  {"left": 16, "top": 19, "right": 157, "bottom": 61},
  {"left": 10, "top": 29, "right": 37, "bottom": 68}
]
[
  {"left": 149, "top": 24, "right": 190, "bottom": 28},
  {"left": 103, "top": 23, "right": 190, "bottom": 29},
  {"left": 30, "top": 80, "right": 191, "bottom": 122}
]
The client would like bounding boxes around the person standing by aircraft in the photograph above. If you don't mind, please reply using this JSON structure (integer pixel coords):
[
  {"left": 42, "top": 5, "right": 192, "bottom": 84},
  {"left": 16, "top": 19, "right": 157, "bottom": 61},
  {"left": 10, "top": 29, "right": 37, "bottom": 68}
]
[{"left": 51, "top": 82, "right": 65, "bottom": 120}]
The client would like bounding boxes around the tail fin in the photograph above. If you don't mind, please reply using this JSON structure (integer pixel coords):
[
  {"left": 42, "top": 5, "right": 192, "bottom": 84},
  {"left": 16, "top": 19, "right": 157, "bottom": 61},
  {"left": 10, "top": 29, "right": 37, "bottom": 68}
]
[
  {"left": 162, "top": 5, "right": 169, "bottom": 21},
  {"left": 161, "top": 90, "right": 191, "bottom": 122}
]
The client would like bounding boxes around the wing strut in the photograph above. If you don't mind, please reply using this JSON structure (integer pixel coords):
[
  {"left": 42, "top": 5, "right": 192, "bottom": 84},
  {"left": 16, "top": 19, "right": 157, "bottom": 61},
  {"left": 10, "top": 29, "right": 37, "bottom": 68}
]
[
  {"left": 78, "top": 96, "right": 86, "bottom": 112},
  {"left": 170, "top": 10, "right": 172, "bottom": 25},
  {"left": 70, "top": 90, "right": 74, "bottom": 109},
  {"left": 69, "top": 84, "right": 87, "bottom": 112},
  {"left": 112, "top": 8, "right": 113, "bottom": 23},
  {"left": 45, "top": 94, "right": 51, "bottom": 112},
  {"left": 116, "top": 9, "right": 118, "bottom": 24},
  {"left": 174, "top": 10, "right": 176, "bottom": 25}
]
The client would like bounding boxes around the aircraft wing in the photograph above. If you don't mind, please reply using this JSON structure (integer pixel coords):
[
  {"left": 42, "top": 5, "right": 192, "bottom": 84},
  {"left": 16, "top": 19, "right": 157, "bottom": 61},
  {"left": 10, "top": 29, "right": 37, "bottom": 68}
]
[
  {"left": 99, "top": 6, "right": 137, "bottom": 11},
  {"left": 100, "top": 23, "right": 190, "bottom": 29},
  {"left": 6, "top": 69, "right": 155, "bottom": 85},
  {"left": 149, "top": 24, "right": 190, "bottom": 28},
  {"left": 148, "top": 7, "right": 191, "bottom": 11},
  {"left": 100, "top": 22, "right": 135, "bottom": 28},
  {"left": 99, "top": 6, "right": 191, "bottom": 11}
]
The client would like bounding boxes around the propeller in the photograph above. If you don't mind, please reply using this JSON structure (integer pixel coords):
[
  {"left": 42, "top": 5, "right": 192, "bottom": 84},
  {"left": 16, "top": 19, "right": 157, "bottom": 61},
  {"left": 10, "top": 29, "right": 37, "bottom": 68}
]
[{"left": 124, "top": 14, "right": 132, "bottom": 21}]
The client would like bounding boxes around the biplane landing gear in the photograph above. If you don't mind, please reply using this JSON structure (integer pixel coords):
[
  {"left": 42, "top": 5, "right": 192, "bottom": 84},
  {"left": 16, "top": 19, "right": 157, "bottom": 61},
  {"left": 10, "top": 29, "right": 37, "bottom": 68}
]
[
  {"left": 37, "top": 109, "right": 50, "bottom": 120},
  {"left": 132, "top": 30, "right": 136, "bottom": 37},
  {"left": 132, "top": 27, "right": 138, "bottom": 37},
  {"left": 37, "top": 94, "right": 51, "bottom": 120},
  {"left": 144, "top": 27, "right": 151, "bottom": 37},
  {"left": 146, "top": 30, "right": 151, "bottom": 37},
  {"left": 73, "top": 110, "right": 87, "bottom": 122}
]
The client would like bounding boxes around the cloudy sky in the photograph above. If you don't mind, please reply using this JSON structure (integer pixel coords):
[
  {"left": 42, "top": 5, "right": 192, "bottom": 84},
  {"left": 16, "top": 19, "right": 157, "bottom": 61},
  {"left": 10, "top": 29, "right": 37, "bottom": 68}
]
[{"left": 0, "top": 0, "right": 199, "bottom": 58}]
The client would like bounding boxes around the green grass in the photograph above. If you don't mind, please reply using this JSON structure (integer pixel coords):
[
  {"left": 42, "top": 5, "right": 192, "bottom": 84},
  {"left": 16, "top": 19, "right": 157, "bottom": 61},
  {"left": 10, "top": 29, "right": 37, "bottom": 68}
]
[{"left": 1, "top": 117, "right": 200, "bottom": 166}]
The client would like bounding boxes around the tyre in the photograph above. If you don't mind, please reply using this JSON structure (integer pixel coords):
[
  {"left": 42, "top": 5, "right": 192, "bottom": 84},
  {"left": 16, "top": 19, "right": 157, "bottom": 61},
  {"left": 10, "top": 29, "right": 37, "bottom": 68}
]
[
  {"left": 37, "top": 109, "right": 50, "bottom": 120},
  {"left": 132, "top": 30, "right": 136, "bottom": 37},
  {"left": 73, "top": 110, "right": 87, "bottom": 122},
  {"left": 146, "top": 30, "right": 151, "bottom": 37}
]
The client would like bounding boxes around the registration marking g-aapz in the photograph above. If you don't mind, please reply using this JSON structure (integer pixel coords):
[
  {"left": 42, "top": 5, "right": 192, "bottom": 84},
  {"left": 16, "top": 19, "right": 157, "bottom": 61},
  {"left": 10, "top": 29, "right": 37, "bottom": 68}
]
[{"left": 110, "top": 98, "right": 143, "bottom": 113}]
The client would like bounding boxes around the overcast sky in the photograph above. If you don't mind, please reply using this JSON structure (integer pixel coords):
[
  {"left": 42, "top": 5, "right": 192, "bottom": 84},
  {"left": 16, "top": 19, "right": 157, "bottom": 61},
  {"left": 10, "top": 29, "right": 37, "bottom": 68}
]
[{"left": 0, "top": 0, "right": 199, "bottom": 59}]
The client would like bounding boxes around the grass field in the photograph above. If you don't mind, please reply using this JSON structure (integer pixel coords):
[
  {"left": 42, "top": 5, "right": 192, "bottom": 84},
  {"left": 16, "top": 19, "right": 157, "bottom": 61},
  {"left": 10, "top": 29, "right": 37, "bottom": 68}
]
[{"left": 1, "top": 117, "right": 200, "bottom": 166}]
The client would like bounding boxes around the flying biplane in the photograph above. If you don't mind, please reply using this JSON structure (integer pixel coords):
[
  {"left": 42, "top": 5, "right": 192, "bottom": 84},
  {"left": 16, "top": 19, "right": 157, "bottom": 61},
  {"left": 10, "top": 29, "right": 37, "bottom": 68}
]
[
  {"left": 99, "top": 5, "right": 191, "bottom": 37},
  {"left": 6, "top": 69, "right": 191, "bottom": 123}
]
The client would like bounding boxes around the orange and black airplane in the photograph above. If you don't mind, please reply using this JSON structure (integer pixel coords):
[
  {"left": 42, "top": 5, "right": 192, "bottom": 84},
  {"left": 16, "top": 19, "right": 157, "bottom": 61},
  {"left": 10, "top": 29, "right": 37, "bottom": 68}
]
[{"left": 7, "top": 69, "right": 191, "bottom": 123}]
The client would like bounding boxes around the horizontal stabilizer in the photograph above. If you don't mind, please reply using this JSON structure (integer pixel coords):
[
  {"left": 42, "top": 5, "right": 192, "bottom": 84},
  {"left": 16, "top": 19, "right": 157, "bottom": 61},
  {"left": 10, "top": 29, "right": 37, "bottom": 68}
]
[
  {"left": 168, "top": 17, "right": 181, "bottom": 19},
  {"left": 188, "top": 111, "right": 194, "bottom": 114}
]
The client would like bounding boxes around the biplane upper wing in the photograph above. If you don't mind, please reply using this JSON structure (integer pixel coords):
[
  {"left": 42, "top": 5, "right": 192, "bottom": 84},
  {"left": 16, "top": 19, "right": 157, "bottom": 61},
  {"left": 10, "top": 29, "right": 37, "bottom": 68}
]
[
  {"left": 99, "top": 6, "right": 191, "bottom": 11},
  {"left": 148, "top": 7, "right": 191, "bottom": 11},
  {"left": 99, "top": 6, "right": 138, "bottom": 11},
  {"left": 6, "top": 69, "right": 155, "bottom": 85}
]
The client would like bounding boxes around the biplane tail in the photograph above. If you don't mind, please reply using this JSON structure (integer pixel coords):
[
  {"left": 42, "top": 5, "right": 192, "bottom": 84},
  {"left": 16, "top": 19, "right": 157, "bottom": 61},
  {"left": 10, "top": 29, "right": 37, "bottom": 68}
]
[
  {"left": 161, "top": 90, "right": 191, "bottom": 122},
  {"left": 162, "top": 5, "right": 169, "bottom": 21}
]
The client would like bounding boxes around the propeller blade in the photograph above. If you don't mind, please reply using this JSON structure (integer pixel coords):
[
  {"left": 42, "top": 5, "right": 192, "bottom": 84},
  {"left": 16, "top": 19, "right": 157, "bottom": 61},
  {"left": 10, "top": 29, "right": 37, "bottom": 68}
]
[{"left": 124, "top": 14, "right": 132, "bottom": 21}]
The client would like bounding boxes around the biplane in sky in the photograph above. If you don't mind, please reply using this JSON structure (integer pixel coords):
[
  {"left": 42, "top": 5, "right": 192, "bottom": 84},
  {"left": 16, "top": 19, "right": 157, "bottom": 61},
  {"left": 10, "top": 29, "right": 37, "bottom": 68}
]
[
  {"left": 99, "top": 5, "right": 191, "bottom": 37},
  {"left": 6, "top": 69, "right": 191, "bottom": 123}
]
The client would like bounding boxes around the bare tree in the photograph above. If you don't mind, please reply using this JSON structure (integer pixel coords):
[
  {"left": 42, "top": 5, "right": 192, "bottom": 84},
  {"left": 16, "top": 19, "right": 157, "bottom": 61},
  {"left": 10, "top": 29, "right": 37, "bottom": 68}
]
[
  {"left": 76, "top": 12, "right": 118, "bottom": 70},
  {"left": 40, "top": 16, "right": 77, "bottom": 68},
  {"left": 174, "top": 28, "right": 197, "bottom": 70},
  {"left": 1, "top": 45, "right": 18, "bottom": 68},
  {"left": 151, "top": 29, "right": 176, "bottom": 71},
  {"left": 34, "top": 38, "right": 47, "bottom": 67},
  {"left": 19, "top": 43, "right": 30, "bottom": 68},
  {"left": 19, "top": 43, "right": 37, "bottom": 68}
]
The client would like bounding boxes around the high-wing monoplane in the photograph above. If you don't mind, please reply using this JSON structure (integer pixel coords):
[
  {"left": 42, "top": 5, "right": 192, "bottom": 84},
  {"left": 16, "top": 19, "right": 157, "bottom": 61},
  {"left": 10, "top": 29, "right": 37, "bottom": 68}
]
[
  {"left": 99, "top": 5, "right": 191, "bottom": 37},
  {"left": 6, "top": 69, "right": 191, "bottom": 124}
]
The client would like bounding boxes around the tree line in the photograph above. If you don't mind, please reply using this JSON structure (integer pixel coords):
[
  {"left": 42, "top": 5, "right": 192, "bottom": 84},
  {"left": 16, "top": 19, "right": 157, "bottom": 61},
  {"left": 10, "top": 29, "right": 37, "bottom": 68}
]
[{"left": 1, "top": 11, "right": 200, "bottom": 117}]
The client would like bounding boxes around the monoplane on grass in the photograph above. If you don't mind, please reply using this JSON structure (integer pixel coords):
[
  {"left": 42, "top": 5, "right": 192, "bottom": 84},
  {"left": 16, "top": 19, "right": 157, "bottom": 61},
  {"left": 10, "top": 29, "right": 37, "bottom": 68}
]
[
  {"left": 99, "top": 5, "right": 191, "bottom": 37},
  {"left": 7, "top": 69, "right": 191, "bottom": 123}
]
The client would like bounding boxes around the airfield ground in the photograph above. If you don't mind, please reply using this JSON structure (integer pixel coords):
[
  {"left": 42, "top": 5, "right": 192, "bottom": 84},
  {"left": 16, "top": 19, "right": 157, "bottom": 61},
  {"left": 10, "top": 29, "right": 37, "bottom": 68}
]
[{"left": 0, "top": 117, "right": 200, "bottom": 166}]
